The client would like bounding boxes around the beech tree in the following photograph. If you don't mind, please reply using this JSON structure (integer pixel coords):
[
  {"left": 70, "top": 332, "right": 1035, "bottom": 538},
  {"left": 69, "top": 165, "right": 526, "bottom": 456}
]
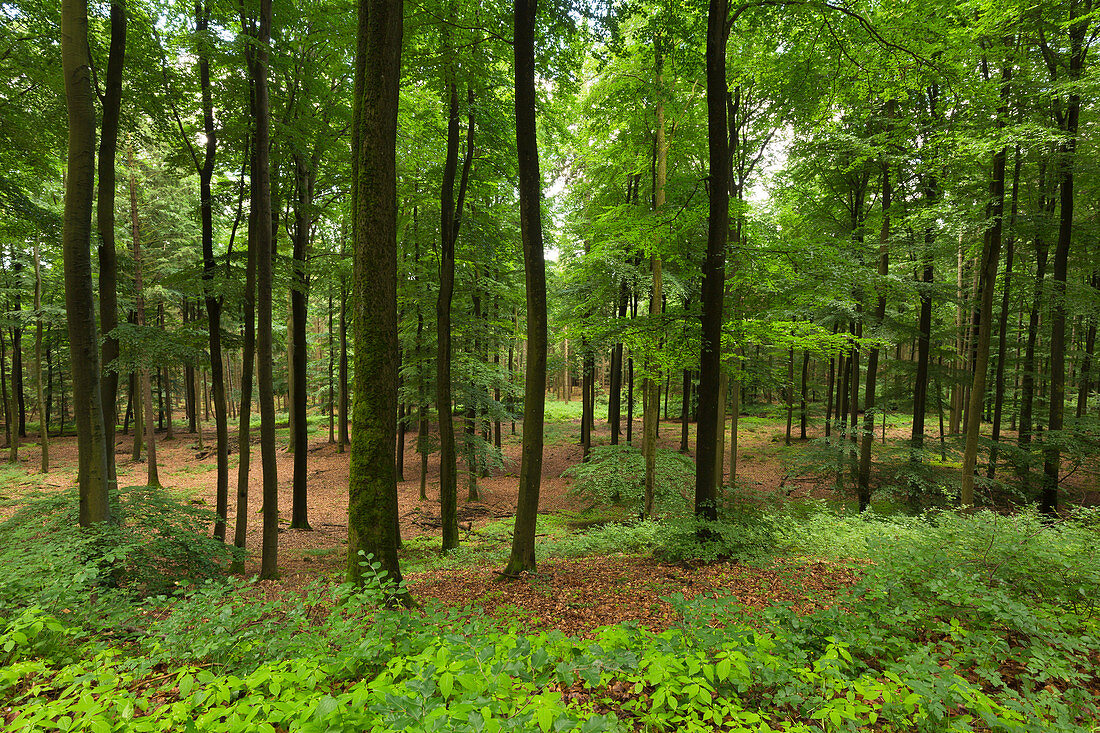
[
  {"left": 347, "top": 0, "right": 405, "bottom": 589},
  {"left": 61, "top": 0, "right": 112, "bottom": 526}
]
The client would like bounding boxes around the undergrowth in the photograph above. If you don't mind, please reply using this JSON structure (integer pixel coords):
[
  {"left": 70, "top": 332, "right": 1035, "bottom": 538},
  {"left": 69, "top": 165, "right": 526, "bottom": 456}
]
[{"left": 2, "top": 492, "right": 1098, "bottom": 731}]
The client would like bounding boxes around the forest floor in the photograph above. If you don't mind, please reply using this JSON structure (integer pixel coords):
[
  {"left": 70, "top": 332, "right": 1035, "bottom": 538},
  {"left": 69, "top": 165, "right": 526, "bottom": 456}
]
[
  {"left": 3, "top": 399, "right": 1096, "bottom": 635},
  {"left": 5, "top": 402, "right": 1100, "bottom": 732}
]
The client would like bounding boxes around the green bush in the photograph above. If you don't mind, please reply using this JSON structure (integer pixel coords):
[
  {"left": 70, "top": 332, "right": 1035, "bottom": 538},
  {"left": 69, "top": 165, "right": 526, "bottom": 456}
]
[
  {"left": 0, "top": 486, "right": 244, "bottom": 620},
  {"left": 656, "top": 505, "right": 776, "bottom": 565},
  {"left": 562, "top": 445, "right": 693, "bottom": 514}
]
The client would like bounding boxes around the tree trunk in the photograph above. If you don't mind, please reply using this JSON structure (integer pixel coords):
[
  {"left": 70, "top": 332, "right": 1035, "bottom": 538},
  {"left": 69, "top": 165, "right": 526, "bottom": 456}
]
[
  {"left": 347, "top": 0, "right": 405, "bottom": 592},
  {"left": 1076, "top": 271, "right": 1098, "bottom": 419},
  {"left": 961, "top": 61, "right": 1009, "bottom": 507},
  {"left": 643, "top": 47, "right": 666, "bottom": 520},
  {"left": 729, "top": 362, "right": 740, "bottom": 484},
  {"left": 680, "top": 368, "right": 691, "bottom": 453},
  {"left": 62, "top": 0, "right": 112, "bottom": 526},
  {"left": 95, "top": 0, "right": 125, "bottom": 487},
  {"left": 437, "top": 66, "right": 475, "bottom": 551},
  {"left": 339, "top": 272, "right": 349, "bottom": 450},
  {"left": 988, "top": 146, "right": 1020, "bottom": 479},
  {"left": 193, "top": 0, "right": 231, "bottom": 539},
  {"left": 1017, "top": 161, "right": 1055, "bottom": 490},
  {"left": 328, "top": 287, "right": 335, "bottom": 443},
  {"left": 858, "top": 125, "right": 892, "bottom": 512},
  {"left": 799, "top": 350, "right": 809, "bottom": 440},
  {"left": 608, "top": 282, "right": 627, "bottom": 443},
  {"left": 695, "top": 0, "right": 729, "bottom": 523},
  {"left": 242, "top": 0, "right": 279, "bottom": 579},
  {"left": 785, "top": 346, "right": 794, "bottom": 447},
  {"left": 290, "top": 154, "right": 312, "bottom": 530},
  {"left": 129, "top": 146, "right": 160, "bottom": 489},
  {"left": 1, "top": 330, "right": 11, "bottom": 457},
  {"left": 501, "top": 0, "right": 547, "bottom": 578},
  {"left": 34, "top": 242, "right": 48, "bottom": 472}
]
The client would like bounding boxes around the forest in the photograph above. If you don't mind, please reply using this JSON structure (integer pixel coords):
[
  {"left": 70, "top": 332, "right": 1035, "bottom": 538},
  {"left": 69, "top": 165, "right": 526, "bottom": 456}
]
[{"left": 2, "top": 0, "right": 1100, "bottom": 729}]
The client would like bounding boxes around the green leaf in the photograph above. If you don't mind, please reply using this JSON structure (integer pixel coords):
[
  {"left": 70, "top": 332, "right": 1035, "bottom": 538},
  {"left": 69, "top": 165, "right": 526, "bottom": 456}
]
[
  {"left": 315, "top": 695, "right": 340, "bottom": 719},
  {"left": 536, "top": 705, "right": 553, "bottom": 733}
]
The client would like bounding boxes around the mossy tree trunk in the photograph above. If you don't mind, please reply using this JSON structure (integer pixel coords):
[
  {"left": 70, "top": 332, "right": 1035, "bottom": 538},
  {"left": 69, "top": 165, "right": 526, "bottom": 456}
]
[{"left": 347, "top": 0, "right": 406, "bottom": 593}]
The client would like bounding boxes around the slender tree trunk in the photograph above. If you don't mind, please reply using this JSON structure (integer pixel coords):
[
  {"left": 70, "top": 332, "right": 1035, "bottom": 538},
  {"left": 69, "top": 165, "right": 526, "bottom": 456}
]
[
  {"left": 289, "top": 155, "right": 311, "bottom": 530},
  {"left": 729, "top": 361, "right": 740, "bottom": 484},
  {"left": 694, "top": 0, "right": 729, "bottom": 522},
  {"left": 195, "top": 0, "right": 231, "bottom": 539},
  {"left": 12, "top": 281, "right": 25, "bottom": 440},
  {"left": 194, "top": 357, "right": 203, "bottom": 449},
  {"left": 680, "top": 368, "right": 691, "bottom": 453},
  {"left": 825, "top": 325, "right": 837, "bottom": 437},
  {"left": 1076, "top": 271, "right": 1098, "bottom": 419},
  {"left": 643, "top": 48, "right": 666, "bottom": 520},
  {"left": 785, "top": 346, "right": 794, "bottom": 446},
  {"left": 338, "top": 272, "right": 349, "bottom": 450},
  {"left": 233, "top": 189, "right": 258, "bottom": 564},
  {"left": 961, "top": 61, "right": 1009, "bottom": 507},
  {"left": 34, "top": 242, "right": 48, "bottom": 472},
  {"left": 328, "top": 288, "right": 335, "bottom": 443},
  {"left": 62, "top": 0, "right": 112, "bottom": 525},
  {"left": 502, "top": 0, "right": 547, "bottom": 578},
  {"left": 858, "top": 127, "right": 892, "bottom": 511},
  {"left": 1, "top": 331, "right": 11, "bottom": 456},
  {"left": 1041, "top": 13, "right": 1086, "bottom": 515},
  {"left": 608, "top": 283, "right": 627, "bottom": 443},
  {"left": 129, "top": 146, "right": 160, "bottom": 489},
  {"left": 799, "top": 350, "right": 809, "bottom": 440},
  {"left": 1018, "top": 162, "right": 1055, "bottom": 490},
  {"left": 239, "top": 0, "right": 278, "bottom": 578},
  {"left": 437, "top": 68, "right": 475, "bottom": 551},
  {"left": 988, "top": 146, "right": 1020, "bottom": 479}
]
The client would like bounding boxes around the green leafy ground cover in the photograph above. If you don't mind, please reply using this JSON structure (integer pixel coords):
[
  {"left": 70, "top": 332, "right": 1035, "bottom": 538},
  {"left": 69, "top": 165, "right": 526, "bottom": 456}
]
[{"left": 1, "top": 486, "right": 1098, "bottom": 731}]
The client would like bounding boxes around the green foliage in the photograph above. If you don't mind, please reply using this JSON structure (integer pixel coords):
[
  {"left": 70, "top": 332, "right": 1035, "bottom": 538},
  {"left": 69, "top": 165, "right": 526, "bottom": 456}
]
[
  {"left": 655, "top": 504, "right": 777, "bottom": 565},
  {"left": 562, "top": 445, "right": 693, "bottom": 513},
  {"left": 0, "top": 486, "right": 243, "bottom": 619}
]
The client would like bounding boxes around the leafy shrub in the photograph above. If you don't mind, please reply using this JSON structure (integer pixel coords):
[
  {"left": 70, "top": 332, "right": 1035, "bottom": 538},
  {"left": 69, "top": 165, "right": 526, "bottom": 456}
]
[
  {"left": 772, "top": 503, "right": 925, "bottom": 559},
  {"left": 656, "top": 504, "right": 776, "bottom": 564},
  {"left": 544, "top": 520, "right": 667, "bottom": 558},
  {"left": 0, "top": 486, "right": 243, "bottom": 620},
  {"left": 562, "top": 445, "right": 693, "bottom": 514}
]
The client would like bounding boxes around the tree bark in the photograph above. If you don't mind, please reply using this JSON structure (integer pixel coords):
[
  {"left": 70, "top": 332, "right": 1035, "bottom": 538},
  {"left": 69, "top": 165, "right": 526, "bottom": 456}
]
[
  {"left": 1041, "top": 11, "right": 1086, "bottom": 516},
  {"left": 437, "top": 70, "right": 475, "bottom": 550},
  {"left": 245, "top": 0, "right": 279, "bottom": 580},
  {"left": 643, "top": 45, "right": 666, "bottom": 520},
  {"left": 95, "top": 0, "right": 125, "bottom": 487},
  {"left": 347, "top": 0, "right": 405, "bottom": 591},
  {"left": 62, "top": 0, "right": 112, "bottom": 526},
  {"left": 502, "top": 0, "right": 547, "bottom": 577},
  {"left": 289, "top": 154, "right": 312, "bottom": 530},
  {"left": 129, "top": 145, "right": 159, "bottom": 489},
  {"left": 858, "top": 121, "right": 892, "bottom": 511},
  {"left": 34, "top": 241, "right": 48, "bottom": 473},
  {"left": 193, "top": 0, "right": 230, "bottom": 540},
  {"left": 960, "top": 61, "right": 1009, "bottom": 507},
  {"left": 694, "top": 0, "right": 729, "bottom": 523},
  {"left": 608, "top": 281, "right": 627, "bottom": 443},
  {"left": 988, "top": 146, "right": 1020, "bottom": 479}
]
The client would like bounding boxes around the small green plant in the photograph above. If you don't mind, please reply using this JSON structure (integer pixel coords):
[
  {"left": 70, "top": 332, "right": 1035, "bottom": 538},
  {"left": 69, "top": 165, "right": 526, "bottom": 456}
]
[{"left": 562, "top": 444, "right": 693, "bottom": 514}]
